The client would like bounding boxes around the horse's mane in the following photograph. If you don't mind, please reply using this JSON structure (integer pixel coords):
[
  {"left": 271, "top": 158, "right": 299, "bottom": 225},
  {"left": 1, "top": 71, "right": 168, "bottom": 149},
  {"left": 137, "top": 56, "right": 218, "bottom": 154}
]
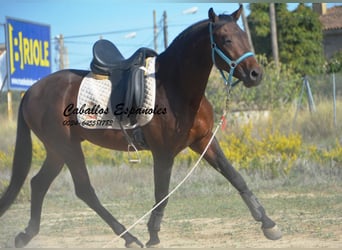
[
  {"left": 169, "top": 19, "right": 209, "bottom": 48},
  {"left": 165, "top": 13, "right": 234, "bottom": 53}
]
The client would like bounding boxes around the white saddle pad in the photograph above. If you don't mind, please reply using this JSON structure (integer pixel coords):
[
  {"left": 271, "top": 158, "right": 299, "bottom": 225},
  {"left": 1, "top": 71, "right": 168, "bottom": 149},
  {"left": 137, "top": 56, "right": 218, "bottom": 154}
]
[{"left": 77, "top": 57, "right": 156, "bottom": 129}]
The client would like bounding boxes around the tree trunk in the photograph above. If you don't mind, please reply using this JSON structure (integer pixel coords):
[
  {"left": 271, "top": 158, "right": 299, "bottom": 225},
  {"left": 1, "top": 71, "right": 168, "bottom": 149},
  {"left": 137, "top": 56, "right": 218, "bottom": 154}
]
[
  {"left": 241, "top": 7, "right": 255, "bottom": 53},
  {"left": 269, "top": 3, "right": 279, "bottom": 69}
]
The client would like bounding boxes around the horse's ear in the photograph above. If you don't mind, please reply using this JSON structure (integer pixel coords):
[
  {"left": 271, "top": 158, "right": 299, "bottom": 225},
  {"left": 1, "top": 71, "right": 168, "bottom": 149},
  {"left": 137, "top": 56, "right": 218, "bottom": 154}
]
[
  {"left": 231, "top": 4, "right": 243, "bottom": 22},
  {"left": 208, "top": 8, "right": 219, "bottom": 23}
]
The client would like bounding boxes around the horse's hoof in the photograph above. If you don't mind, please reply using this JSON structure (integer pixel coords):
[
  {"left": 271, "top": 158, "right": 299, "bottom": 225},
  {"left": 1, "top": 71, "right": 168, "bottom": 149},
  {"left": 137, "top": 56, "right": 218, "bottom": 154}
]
[
  {"left": 125, "top": 239, "right": 144, "bottom": 248},
  {"left": 262, "top": 224, "right": 282, "bottom": 240},
  {"left": 125, "top": 242, "right": 143, "bottom": 248},
  {"left": 146, "top": 242, "right": 162, "bottom": 248},
  {"left": 146, "top": 238, "right": 161, "bottom": 248},
  {"left": 15, "top": 232, "right": 30, "bottom": 248}
]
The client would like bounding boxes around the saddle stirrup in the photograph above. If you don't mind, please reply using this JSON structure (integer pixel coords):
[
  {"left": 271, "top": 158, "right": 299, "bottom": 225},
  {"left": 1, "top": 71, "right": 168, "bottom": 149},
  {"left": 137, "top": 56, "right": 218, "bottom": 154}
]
[
  {"left": 119, "top": 122, "right": 141, "bottom": 164},
  {"left": 127, "top": 144, "right": 141, "bottom": 164}
]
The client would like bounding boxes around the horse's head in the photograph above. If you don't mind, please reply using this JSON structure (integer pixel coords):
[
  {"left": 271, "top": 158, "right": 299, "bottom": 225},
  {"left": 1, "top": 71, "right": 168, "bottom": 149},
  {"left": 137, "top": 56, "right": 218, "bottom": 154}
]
[{"left": 208, "top": 5, "right": 262, "bottom": 87}]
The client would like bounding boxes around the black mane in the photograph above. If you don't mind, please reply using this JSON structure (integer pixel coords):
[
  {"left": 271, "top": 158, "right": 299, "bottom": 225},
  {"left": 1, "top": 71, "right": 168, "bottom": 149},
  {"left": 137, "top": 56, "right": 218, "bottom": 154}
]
[
  {"left": 167, "top": 19, "right": 209, "bottom": 51},
  {"left": 165, "top": 13, "right": 234, "bottom": 53}
]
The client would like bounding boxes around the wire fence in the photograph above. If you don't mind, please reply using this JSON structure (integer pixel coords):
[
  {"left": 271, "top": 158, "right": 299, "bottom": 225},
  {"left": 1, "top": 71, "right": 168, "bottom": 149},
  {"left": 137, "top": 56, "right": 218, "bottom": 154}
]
[
  {"left": 309, "top": 72, "right": 342, "bottom": 99},
  {"left": 295, "top": 72, "right": 341, "bottom": 126}
]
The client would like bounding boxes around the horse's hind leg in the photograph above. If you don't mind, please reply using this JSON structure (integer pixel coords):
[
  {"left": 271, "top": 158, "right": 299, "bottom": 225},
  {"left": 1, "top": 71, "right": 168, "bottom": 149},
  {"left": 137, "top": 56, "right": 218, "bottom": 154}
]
[
  {"left": 15, "top": 150, "right": 64, "bottom": 248},
  {"left": 64, "top": 142, "right": 143, "bottom": 248},
  {"left": 191, "top": 136, "right": 282, "bottom": 241}
]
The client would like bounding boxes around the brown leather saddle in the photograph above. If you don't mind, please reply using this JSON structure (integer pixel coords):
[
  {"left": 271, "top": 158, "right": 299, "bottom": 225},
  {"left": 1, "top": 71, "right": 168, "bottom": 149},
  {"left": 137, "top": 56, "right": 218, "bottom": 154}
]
[{"left": 90, "top": 39, "right": 157, "bottom": 125}]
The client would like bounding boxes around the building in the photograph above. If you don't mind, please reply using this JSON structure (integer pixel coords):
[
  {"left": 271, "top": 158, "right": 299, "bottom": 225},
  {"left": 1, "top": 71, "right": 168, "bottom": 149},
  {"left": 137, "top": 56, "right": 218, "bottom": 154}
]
[{"left": 313, "top": 3, "right": 342, "bottom": 59}]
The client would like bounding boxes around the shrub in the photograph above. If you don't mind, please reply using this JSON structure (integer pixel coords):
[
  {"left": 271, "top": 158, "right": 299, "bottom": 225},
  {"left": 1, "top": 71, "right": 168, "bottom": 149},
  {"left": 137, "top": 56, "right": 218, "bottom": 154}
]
[
  {"left": 218, "top": 122, "right": 302, "bottom": 178},
  {"left": 325, "top": 50, "right": 342, "bottom": 73},
  {"left": 206, "top": 55, "right": 302, "bottom": 113}
]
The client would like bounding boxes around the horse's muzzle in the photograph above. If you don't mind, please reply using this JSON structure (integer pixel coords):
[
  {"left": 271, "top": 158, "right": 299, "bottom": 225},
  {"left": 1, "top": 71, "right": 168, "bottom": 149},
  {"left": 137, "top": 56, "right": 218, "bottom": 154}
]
[{"left": 243, "top": 66, "right": 263, "bottom": 88}]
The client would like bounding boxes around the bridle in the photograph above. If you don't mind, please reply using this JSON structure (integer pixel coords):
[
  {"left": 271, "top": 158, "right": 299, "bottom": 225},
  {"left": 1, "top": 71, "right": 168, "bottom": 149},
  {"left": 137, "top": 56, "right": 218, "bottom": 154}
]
[{"left": 209, "top": 22, "right": 254, "bottom": 87}]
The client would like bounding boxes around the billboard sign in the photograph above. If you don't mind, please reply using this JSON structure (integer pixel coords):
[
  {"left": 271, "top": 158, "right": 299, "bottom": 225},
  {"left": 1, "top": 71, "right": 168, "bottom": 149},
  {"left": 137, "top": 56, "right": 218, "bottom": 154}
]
[{"left": 6, "top": 17, "right": 51, "bottom": 90}]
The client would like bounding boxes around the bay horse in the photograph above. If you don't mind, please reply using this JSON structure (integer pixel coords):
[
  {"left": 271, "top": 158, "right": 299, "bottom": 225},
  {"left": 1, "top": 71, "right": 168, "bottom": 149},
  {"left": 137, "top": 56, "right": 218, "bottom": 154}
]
[{"left": 0, "top": 5, "right": 282, "bottom": 248}]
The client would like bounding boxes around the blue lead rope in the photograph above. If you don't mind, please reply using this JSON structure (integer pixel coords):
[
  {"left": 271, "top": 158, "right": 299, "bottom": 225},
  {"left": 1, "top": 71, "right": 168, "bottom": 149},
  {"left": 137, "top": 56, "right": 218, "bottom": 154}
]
[{"left": 209, "top": 22, "right": 254, "bottom": 87}]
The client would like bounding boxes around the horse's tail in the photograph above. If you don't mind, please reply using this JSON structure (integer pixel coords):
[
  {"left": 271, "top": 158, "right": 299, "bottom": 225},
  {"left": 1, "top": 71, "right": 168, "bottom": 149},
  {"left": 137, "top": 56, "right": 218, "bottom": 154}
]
[{"left": 0, "top": 97, "right": 32, "bottom": 217}]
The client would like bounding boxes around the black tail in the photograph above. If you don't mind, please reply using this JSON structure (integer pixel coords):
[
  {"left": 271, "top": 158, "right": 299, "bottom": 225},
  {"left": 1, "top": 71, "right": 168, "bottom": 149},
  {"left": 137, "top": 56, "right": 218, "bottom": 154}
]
[{"left": 0, "top": 98, "right": 32, "bottom": 216}]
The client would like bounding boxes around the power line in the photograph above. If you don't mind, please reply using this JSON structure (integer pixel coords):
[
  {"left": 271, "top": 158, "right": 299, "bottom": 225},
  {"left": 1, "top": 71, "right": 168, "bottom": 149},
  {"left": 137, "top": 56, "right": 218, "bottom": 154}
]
[
  {"left": 63, "top": 26, "right": 152, "bottom": 39},
  {"left": 54, "top": 10, "right": 195, "bottom": 69}
]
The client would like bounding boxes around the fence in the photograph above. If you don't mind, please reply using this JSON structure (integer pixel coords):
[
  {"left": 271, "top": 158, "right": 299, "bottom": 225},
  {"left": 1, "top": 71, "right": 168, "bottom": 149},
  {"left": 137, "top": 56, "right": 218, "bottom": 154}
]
[{"left": 295, "top": 72, "right": 341, "bottom": 127}]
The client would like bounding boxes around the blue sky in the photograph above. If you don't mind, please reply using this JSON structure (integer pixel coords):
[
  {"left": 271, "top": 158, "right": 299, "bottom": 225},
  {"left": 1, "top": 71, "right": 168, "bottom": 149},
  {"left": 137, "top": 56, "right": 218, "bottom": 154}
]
[{"left": 0, "top": 1, "right": 340, "bottom": 72}]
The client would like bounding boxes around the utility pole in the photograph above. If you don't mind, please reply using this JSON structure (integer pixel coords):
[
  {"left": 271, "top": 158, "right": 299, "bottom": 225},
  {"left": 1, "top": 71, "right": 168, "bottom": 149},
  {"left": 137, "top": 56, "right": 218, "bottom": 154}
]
[
  {"left": 56, "top": 34, "right": 69, "bottom": 70},
  {"left": 57, "top": 34, "right": 65, "bottom": 70},
  {"left": 163, "top": 11, "right": 168, "bottom": 49},
  {"left": 269, "top": 3, "right": 279, "bottom": 69},
  {"left": 153, "top": 10, "right": 158, "bottom": 52}
]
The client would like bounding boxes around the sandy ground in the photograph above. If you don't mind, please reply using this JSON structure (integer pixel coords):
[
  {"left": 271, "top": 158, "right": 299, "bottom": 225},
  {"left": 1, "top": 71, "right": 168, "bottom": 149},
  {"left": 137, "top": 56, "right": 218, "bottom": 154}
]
[
  {"left": 2, "top": 212, "right": 340, "bottom": 248},
  {"left": 1, "top": 167, "right": 341, "bottom": 248}
]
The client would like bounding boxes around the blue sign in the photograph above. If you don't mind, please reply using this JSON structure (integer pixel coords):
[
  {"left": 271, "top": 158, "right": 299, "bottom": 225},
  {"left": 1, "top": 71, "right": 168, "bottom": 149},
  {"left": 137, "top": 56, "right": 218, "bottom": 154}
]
[{"left": 6, "top": 17, "right": 51, "bottom": 90}]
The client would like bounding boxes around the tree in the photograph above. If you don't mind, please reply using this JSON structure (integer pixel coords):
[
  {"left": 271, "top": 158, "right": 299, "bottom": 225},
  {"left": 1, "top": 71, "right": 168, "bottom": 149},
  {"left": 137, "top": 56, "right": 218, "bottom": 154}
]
[
  {"left": 248, "top": 3, "right": 324, "bottom": 76},
  {"left": 247, "top": 3, "right": 271, "bottom": 57},
  {"left": 278, "top": 4, "right": 324, "bottom": 76},
  {"left": 247, "top": 3, "right": 287, "bottom": 59}
]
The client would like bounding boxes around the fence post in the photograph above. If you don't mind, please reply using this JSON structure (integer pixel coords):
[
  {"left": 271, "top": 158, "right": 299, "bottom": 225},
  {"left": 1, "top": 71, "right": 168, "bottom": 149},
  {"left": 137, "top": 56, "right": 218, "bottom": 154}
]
[
  {"left": 7, "top": 90, "right": 13, "bottom": 121},
  {"left": 332, "top": 72, "right": 337, "bottom": 128},
  {"left": 292, "top": 79, "right": 305, "bottom": 129},
  {"left": 304, "top": 75, "right": 316, "bottom": 113},
  {"left": 292, "top": 75, "right": 317, "bottom": 129}
]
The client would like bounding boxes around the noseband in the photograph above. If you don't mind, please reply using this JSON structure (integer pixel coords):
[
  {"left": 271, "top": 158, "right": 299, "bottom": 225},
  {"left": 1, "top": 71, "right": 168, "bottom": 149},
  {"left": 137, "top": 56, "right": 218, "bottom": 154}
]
[{"left": 209, "top": 22, "right": 254, "bottom": 87}]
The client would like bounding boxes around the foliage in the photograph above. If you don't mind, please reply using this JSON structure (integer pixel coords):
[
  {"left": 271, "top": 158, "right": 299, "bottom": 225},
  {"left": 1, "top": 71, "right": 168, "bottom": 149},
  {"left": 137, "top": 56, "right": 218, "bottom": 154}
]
[
  {"left": 247, "top": 3, "right": 287, "bottom": 57},
  {"left": 247, "top": 3, "right": 272, "bottom": 56},
  {"left": 248, "top": 3, "right": 324, "bottom": 76},
  {"left": 278, "top": 4, "right": 324, "bottom": 76},
  {"left": 0, "top": 150, "right": 12, "bottom": 170},
  {"left": 324, "top": 50, "right": 342, "bottom": 73},
  {"left": 206, "top": 55, "right": 302, "bottom": 112},
  {"left": 307, "top": 140, "right": 342, "bottom": 165},
  {"left": 218, "top": 122, "right": 302, "bottom": 177},
  {"left": 166, "top": 118, "right": 342, "bottom": 179}
]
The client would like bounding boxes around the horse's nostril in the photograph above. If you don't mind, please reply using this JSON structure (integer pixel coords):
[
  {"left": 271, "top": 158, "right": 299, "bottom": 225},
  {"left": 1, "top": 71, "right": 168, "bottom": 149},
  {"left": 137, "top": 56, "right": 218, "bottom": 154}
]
[
  {"left": 250, "top": 69, "right": 259, "bottom": 80},
  {"left": 250, "top": 68, "right": 262, "bottom": 81}
]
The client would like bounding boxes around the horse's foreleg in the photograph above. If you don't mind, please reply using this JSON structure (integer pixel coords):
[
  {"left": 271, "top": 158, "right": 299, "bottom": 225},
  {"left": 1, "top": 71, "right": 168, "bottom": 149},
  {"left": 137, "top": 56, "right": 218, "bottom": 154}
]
[
  {"left": 15, "top": 150, "right": 64, "bottom": 248},
  {"left": 191, "top": 136, "right": 282, "bottom": 240},
  {"left": 65, "top": 143, "right": 143, "bottom": 248},
  {"left": 146, "top": 154, "right": 174, "bottom": 247}
]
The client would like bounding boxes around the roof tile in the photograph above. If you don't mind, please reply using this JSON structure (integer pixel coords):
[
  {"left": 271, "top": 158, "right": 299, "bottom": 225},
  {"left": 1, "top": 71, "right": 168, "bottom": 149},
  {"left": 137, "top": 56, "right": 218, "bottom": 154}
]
[{"left": 319, "top": 6, "right": 342, "bottom": 31}]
